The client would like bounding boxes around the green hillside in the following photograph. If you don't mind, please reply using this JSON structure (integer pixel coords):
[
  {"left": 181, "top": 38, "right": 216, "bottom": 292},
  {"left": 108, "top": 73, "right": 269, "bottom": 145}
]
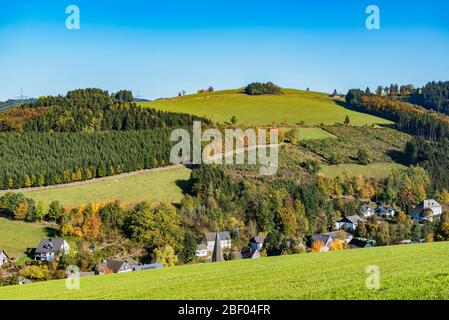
[
  {"left": 0, "top": 165, "right": 191, "bottom": 209},
  {"left": 140, "top": 89, "right": 392, "bottom": 126},
  {"left": 0, "top": 217, "right": 54, "bottom": 259},
  {"left": 1, "top": 242, "right": 448, "bottom": 300}
]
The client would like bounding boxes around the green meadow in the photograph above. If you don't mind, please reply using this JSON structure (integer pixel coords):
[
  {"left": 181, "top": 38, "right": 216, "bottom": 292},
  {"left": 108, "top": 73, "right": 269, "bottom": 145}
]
[
  {"left": 0, "top": 217, "right": 54, "bottom": 259},
  {"left": 320, "top": 162, "right": 407, "bottom": 179},
  {"left": 0, "top": 166, "right": 191, "bottom": 209},
  {"left": 140, "top": 89, "right": 392, "bottom": 126},
  {"left": 1, "top": 242, "right": 448, "bottom": 299}
]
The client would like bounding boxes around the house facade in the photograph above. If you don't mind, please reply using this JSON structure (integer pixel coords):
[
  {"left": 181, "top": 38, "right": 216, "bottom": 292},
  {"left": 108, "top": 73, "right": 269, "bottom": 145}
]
[
  {"left": 335, "top": 215, "right": 364, "bottom": 231},
  {"left": 34, "top": 238, "right": 70, "bottom": 262},
  {"left": 412, "top": 199, "right": 443, "bottom": 223}
]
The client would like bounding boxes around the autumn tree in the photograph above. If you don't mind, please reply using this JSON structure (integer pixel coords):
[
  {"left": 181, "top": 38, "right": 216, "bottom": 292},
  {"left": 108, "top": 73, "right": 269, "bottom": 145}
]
[
  {"left": 311, "top": 240, "right": 325, "bottom": 252},
  {"left": 329, "top": 239, "right": 344, "bottom": 251}
]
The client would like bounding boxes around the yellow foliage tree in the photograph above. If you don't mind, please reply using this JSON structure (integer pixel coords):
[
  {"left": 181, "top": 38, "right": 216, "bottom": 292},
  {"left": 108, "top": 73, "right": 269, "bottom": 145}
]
[{"left": 329, "top": 239, "right": 344, "bottom": 251}]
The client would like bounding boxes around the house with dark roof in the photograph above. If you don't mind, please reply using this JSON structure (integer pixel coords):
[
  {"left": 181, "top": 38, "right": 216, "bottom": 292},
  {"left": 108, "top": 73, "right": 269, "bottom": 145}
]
[
  {"left": 97, "top": 259, "right": 138, "bottom": 274},
  {"left": 206, "top": 231, "right": 231, "bottom": 252},
  {"left": 375, "top": 205, "right": 396, "bottom": 219},
  {"left": 335, "top": 215, "right": 365, "bottom": 231},
  {"left": 412, "top": 199, "right": 442, "bottom": 223},
  {"left": 0, "top": 250, "right": 9, "bottom": 267},
  {"left": 34, "top": 238, "right": 70, "bottom": 262},
  {"left": 250, "top": 235, "right": 266, "bottom": 251},
  {"left": 348, "top": 238, "right": 375, "bottom": 249}
]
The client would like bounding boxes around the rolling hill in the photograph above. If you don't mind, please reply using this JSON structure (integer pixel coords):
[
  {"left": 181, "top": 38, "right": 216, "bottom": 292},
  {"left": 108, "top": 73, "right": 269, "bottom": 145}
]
[
  {"left": 1, "top": 242, "right": 448, "bottom": 300},
  {"left": 140, "top": 89, "right": 392, "bottom": 126}
]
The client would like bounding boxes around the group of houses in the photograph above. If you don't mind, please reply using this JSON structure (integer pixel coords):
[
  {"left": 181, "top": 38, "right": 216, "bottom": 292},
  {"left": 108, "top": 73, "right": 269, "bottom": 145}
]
[{"left": 307, "top": 199, "right": 444, "bottom": 252}]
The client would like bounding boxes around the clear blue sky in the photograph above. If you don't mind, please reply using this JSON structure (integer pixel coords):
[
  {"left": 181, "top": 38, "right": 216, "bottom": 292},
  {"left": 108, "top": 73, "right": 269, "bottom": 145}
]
[{"left": 1, "top": 0, "right": 448, "bottom": 100}]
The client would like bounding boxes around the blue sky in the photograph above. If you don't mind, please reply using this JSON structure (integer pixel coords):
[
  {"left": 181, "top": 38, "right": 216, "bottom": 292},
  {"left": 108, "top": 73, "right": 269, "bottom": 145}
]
[{"left": 1, "top": 0, "right": 448, "bottom": 100}]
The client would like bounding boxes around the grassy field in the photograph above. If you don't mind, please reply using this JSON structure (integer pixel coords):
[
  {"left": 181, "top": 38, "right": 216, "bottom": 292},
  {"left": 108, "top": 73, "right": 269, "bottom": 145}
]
[
  {"left": 0, "top": 217, "right": 54, "bottom": 259},
  {"left": 141, "top": 89, "right": 392, "bottom": 126},
  {"left": 320, "top": 162, "right": 407, "bottom": 178},
  {"left": 1, "top": 242, "right": 448, "bottom": 299},
  {"left": 0, "top": 166, "right": 191, "bottom": 209},
  {"left": 282, "top": 127, "right": 336, "bottom": 140}
]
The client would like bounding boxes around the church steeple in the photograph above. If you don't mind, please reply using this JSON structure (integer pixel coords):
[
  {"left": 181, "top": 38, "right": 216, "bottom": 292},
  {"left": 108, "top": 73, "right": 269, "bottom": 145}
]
[{"left": 212, "top": 231, "right": 224, "bottom": 262}]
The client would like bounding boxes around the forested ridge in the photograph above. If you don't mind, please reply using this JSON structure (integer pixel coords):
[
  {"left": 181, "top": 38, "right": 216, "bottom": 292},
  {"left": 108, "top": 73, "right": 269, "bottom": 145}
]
[
  {"left": 0, "top": 88, "right": 209, "bottom": 132},
  {"left": 0, "top": 88, "right": 207, "bottom": 189}
]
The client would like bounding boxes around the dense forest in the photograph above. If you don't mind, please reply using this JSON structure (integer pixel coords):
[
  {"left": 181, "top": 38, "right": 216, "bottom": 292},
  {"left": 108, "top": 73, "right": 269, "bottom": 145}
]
[{"left": 0, "top": 130, "right": 180, "bottom": 189}]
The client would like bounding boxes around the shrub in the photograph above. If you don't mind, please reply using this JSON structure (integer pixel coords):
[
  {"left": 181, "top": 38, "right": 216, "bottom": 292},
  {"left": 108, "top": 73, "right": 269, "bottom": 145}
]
[{"left": 244, "top": 82, "right": 282, "bottom": 96}]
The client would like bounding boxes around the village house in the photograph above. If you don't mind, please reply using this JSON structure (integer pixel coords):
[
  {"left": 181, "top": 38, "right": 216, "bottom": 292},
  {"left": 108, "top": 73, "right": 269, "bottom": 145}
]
[
  {"left": 206, "top": 231, "right": 232, "bottom": 252},
  {"left": 97, "top": 258, "right": 138, "bottom": 274},
  {"left": 249, "top": 235, "right": 266, "bottom": 251},
  {"left": 335, "top": 215, "right": 364, "bottom": 231},
  {"left": 34, "top": 238, "right": 70, "bottom": 262},
  {"left": 308, "top": 231, "right": 353, "bottom": 252},
  {"left": 0, "top": 250, "right": 9, "bottom": 267},
  {"left": 359, "top": 204, "right": 375, "bottom": 218},
  {"left": 375, "top": 205, "right": 396, "bottom": 218},
  {"left": 412, "top": 199, "right": 443, "bottom": 223}
]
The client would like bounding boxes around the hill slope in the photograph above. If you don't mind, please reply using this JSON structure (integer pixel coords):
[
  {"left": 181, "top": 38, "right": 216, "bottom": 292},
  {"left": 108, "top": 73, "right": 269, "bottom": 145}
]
[
  {"left": 140, "top": 89, "right": 392, "bottom": 126},
  {"left": 0, "top": 218, "right": 54, "bottom": 259},
  {"left": 1, "top": 242, "right": 448, "bottom": 299},
  {"left": 0, "top": 165, "right": 191, "bottom": 209}
]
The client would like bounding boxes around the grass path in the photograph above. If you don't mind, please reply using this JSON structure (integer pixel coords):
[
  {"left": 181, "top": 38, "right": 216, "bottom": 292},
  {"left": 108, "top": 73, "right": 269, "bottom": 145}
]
[{"left": 1, "top": 242, "right": 448, "bottom": 299}]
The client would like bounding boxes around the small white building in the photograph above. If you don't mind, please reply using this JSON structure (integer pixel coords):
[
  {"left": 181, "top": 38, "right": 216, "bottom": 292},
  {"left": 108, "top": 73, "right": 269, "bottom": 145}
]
[
  {"left": 206, "top": 232, "right": 232, "bottom": 252},
  {"left": 412, "top": 199, "right": 443, "bottom": 223},
  {"left": 335, "top": 215, "right": 364, "bottom": 231}
]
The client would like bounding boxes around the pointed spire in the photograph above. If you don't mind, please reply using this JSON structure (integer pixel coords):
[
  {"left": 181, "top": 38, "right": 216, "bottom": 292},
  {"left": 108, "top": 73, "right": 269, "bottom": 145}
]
[{"left": 212, "top": 231, "right": 224, "bottom": 262}]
